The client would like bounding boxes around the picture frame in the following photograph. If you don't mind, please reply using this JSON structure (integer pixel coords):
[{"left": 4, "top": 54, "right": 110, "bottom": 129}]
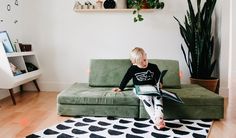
[{"left": 0, "top": 31, "right": 14, "bottom": 53}]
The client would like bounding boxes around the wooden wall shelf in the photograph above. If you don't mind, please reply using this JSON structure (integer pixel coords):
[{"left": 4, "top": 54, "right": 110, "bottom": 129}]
[{"left": 73, "top": 8, "right": 156, "bottom": 12}]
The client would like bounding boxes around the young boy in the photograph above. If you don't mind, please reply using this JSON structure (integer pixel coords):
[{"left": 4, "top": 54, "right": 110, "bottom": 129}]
[{"left": 112, "top": 47, "right": 165, "bottom": 129}]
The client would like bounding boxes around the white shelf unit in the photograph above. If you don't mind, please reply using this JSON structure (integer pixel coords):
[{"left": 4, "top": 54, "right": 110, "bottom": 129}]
[{"left": 0, "top": 43, "right": 41, "bottom": 105}]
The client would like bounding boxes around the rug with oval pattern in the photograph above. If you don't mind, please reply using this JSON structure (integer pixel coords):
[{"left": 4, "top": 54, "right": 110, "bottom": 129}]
[{"left": 26, "top": 116, "right": 212, "bottom": 138}]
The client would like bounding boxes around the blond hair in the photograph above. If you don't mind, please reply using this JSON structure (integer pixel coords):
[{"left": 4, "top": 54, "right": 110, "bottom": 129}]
[{"left": 130, "top": 47, "right": 146, "bottom": 64}]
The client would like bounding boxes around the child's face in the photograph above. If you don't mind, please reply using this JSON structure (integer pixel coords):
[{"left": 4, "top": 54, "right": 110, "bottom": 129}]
[{"left": 137, "top": 53, "right": 148, "bottom": 68}]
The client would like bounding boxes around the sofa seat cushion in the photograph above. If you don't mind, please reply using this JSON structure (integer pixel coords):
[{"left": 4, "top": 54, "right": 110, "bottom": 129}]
[
  {"left": 58, "top": 83, "right": 139, "bottom": 106},
  {"left": 166, "top": 84, "right": 223, "bottom": 105},
  {"left": 139, "top": 84, "right": 224, "bottom": 119}
]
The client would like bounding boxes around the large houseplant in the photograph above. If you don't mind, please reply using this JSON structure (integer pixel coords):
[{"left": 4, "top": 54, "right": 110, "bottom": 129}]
[
  {"left": 174, "top": 0, "right": 218, "bottom": 92},
  {"left": 127, "top": 0, "right": 164, "bottom": 22}
]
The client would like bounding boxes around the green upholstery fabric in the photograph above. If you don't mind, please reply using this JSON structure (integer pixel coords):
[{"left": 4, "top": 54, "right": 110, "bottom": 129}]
[
  {"left": 57, "top": 104, "right": 139, "bottom": 118},
  {"left": 57, "top": 59, "right": 224, "bottom": 119},
  {"left": 149, "top": 59, "right": 181, "bottom": 88},
  {"left": 139, "top": 84, "right": 224, "bottom": 119},
  {"left": 57, "top": 83, "right": 224, "bottom": 119},
  {"left": 58, "top": 83, "right": 139, "bottom": 106},
  {"left": 166, "top": 84, "right": 223, "bottom": 105},
  {"left": 89, "top": 59, "right": 181, "bottom": 88},
  {"left": 89, "top": 59, "right": 133, "bottom": 87}
]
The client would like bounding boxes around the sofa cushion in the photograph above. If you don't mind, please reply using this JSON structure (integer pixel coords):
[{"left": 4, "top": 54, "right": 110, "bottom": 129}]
[
  {"left": 139, "top": 84, "right": 224, "bottom": 119},
  {"left": 57, "top": 104, "right": 139, "bottom": 118},
  {"left": 149, "top": 59, "right": 181, "bottom": 88},
  {"left": 89, "top": 59, "right": 133, "bottom": 87},
  {"left": 166, "top": 84, "right": 223, "bottom": 105},
  {"left": 58, "top": 83, "right": 139, "bottom": 106},
  {"left": 89, "top": 59, "right": 181, "bottom": 88},
  {"left": 58, "top": 83, "right": 224, "bottom": 119}
]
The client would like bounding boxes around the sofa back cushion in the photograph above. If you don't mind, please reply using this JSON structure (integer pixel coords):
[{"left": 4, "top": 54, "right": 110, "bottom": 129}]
[
  {"left": 89, "top": 59, "right": 133, "bottom": 87},
  {"left": 89, "top": 59, "right": 181, "bottom": 88},
  {"left": 149, "top": 59, "right": 181, "bottom": 88}
]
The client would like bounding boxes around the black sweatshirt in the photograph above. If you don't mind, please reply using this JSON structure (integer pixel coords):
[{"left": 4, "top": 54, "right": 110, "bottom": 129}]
[{"left": 119, "top": 63, "right": 162, "bottom": 90}]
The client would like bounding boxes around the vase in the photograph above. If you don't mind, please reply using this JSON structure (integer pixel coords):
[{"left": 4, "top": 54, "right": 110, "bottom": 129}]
[
  {"left": 116, "top": 0, "right": 127, "bottom": 9},
  {"left": 190, "top": 77, "right": 219, "bottom": 92},
  {"left": 103, "top": 0, "right": 116, "bottom": 9},
  {"left": 141, "top": 0, "right": 149, "bottom": 9}
]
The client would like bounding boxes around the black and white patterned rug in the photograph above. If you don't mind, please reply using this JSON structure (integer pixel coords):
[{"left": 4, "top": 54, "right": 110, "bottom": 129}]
[{"left": 26, "top": 116, "right": 212, "bottom": 138}]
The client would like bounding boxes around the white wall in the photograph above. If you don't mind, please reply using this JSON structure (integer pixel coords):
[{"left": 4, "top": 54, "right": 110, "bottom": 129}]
[
  {"left": 0, "top": 0, "right": 231, "bottom": 99},
  {"left": 230, "top": 0, "right": 236, "bottom": 93},
  {"left": 33, "top": 0, "right": 190, "bottom": 91},
  {"left": 0, "top": 0, "right": 33, "bottom": 98},
  {"left": 216, "top": 0, "right": 231, "bottom": 96}
]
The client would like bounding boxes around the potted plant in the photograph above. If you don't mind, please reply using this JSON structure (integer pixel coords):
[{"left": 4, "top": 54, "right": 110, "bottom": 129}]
[
  {"left": 174, "top": 0, "right": 218, "bottom": 92},
  {"left": 127, "top": 0, "right": 164, "bottom": 22}
]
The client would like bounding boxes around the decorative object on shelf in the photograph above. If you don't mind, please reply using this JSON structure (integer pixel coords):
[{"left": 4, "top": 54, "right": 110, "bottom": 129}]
[
  {"left": 9, "top": 62, "right": 23, "bottom": 76},
  {"left": 0, "top": 31, "right": 14, "bottom": 53},
  {"left": 96, "top": 0, "right": 103, "bottom": 9},
  {"left": 19, "top": 43, "right": 32, "bottom": 52},
  {"left": 85, "top": 1, "right": 94, "bottom": 9},
  {"left": 174, "top": 0, "right": 218, "bottom": 92},
  {"left": 116, "top": 0, "right": 127, "bottom": 9},
  {"left": 74, "top": 1, "right": 83, "bottom": 9},
  {"left": 13, "top": 39, "right": 20, "bottom": 52},
  {"left": 26, "top": 62, "right": 38, "bottom": 72},
  {"left": 103, "top": 0, "right": 116, "bottom": 9},
  {"left": 74, "top": 1, "right": 95, "bottom": 10},
  {"left": 127, "top": 0, "right": 164, "bottom": 22}
]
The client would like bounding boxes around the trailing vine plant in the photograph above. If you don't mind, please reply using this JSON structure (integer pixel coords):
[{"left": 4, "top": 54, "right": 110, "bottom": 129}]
[{"left": 127, "top": 0, "right": 164, "bottom": 22}]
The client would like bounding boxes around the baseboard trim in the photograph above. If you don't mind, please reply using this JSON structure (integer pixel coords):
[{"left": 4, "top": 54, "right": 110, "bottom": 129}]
[
  {"left": 219, "top": 87, "right": 229, "bottom": 97},
  {"left": 15, "top": 81, "right": 231, "bottom": 97},
  {"left": 23, "top": 81, "right": 74, "bottom": 92},
  {"left": 0, "top": 90, "right": 21, "bottom": 102},
  {"left": 0, "top": 88, "right": 20, "bottom": 100}
]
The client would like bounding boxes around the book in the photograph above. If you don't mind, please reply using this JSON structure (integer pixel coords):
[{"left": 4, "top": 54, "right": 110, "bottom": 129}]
[
  {"left": 134, "top": 70, "right": 184, "bottom": 104},
  {"left": 0, "top": 31, "right": 14, "bottom": 53}
]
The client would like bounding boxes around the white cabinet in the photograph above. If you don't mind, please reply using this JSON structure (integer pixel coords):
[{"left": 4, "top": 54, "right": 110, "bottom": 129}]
[{"left": 0, "top": 42, "right": 41, "bottom": 105}]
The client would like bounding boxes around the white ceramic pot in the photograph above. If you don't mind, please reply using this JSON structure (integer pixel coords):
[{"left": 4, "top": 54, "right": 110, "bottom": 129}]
[{"left": 116, "top": 0, "right": 127, "bottom": 9}]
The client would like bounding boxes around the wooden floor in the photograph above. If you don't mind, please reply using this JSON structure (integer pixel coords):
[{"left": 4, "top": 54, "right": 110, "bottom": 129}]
[{"left": 0, "top": 91, "right": 235, "bottom": 138}]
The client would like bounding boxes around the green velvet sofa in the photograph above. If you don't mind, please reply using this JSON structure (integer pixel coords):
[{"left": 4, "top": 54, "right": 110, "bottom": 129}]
[{"left": 57, "top": 59, "right": 224, "bottom": 119}]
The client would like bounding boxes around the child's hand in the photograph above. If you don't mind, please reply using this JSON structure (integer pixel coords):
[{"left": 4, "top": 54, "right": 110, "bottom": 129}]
[{"left": 112, "top": 88, "right": 122, "bottom": 92}]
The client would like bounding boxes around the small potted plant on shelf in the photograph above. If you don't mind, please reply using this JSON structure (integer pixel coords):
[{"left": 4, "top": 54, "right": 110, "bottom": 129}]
[
  {"left": 127, "top": 0, "right": 164, "bottom": 22},
  {"left": 174, "top": 0, "right": 218, "bottom": 92}
]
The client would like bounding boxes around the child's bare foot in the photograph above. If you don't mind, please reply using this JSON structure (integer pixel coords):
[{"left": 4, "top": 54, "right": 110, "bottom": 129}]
[{"left": 155, "top": 117, "right": 165, "bottom": 129}]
